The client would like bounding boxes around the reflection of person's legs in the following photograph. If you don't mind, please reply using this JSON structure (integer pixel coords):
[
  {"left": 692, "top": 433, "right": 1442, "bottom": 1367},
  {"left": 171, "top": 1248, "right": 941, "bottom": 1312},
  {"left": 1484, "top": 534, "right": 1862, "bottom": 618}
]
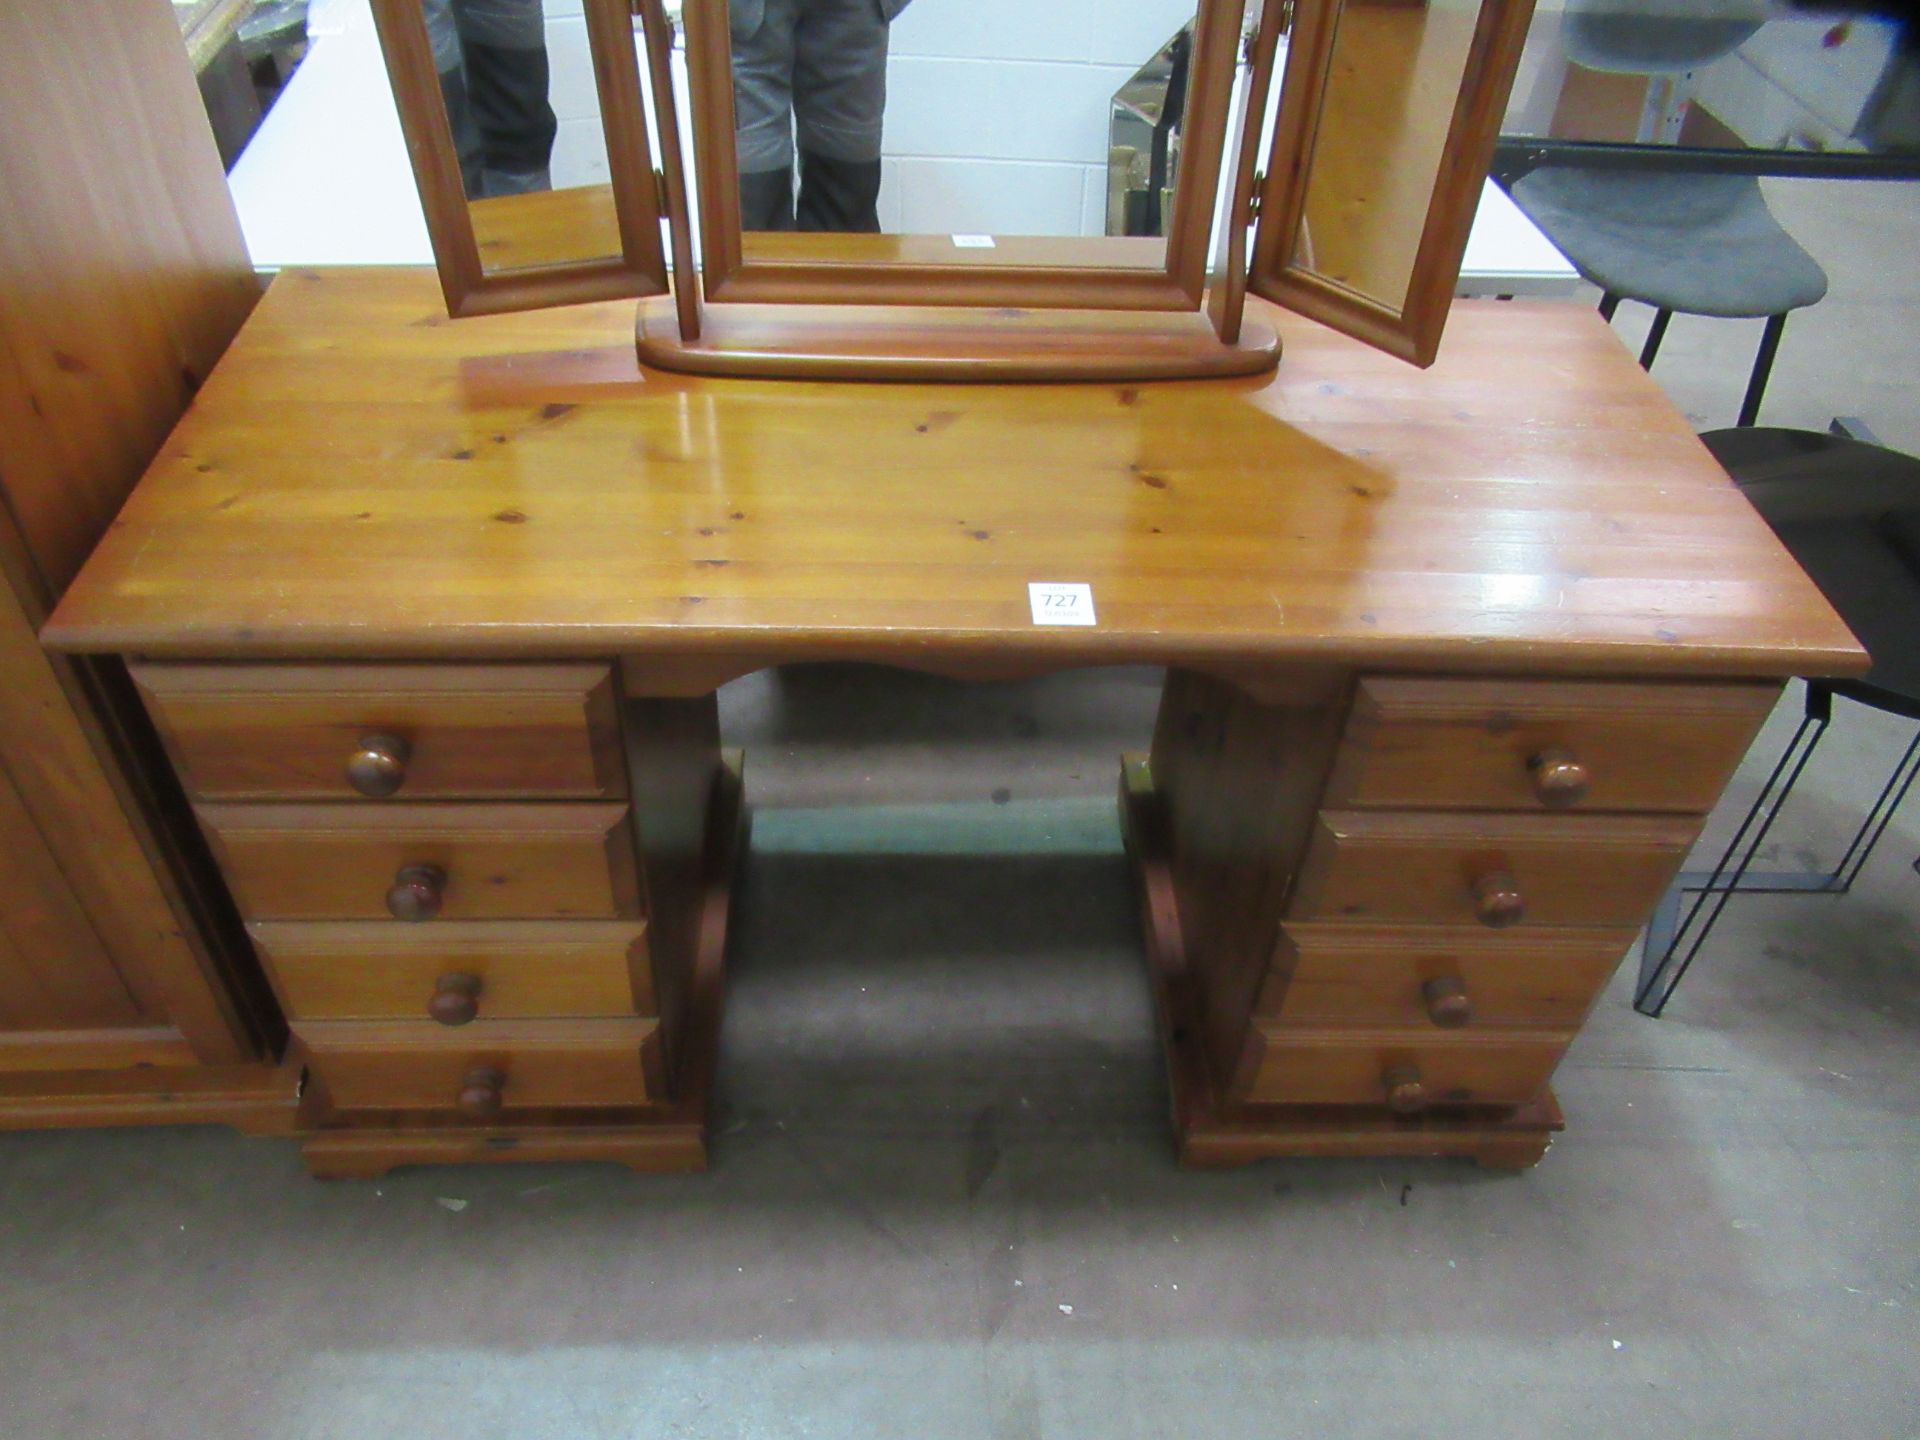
[
  {"left": 453, "top": 0, "right": 556, "bottom": 197},
  {"left": 423, "top": 0, "right": 486, "bottom": 197},
  {"left": 732, "top": 0, "right": 800, "bottom": 230},
  {"left": 792, "top": 0, "right": 888, "bottom": 232}
]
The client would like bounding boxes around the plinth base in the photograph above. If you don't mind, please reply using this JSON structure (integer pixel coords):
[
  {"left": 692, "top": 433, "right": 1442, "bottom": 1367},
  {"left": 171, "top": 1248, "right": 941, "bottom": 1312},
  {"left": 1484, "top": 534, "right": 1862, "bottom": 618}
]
[
  {"left": 637, "top": 299, "right": 1281, "bottom": 382},
  {"left": 0, "top": 1059, "right": 301, "bottom": 1135}
]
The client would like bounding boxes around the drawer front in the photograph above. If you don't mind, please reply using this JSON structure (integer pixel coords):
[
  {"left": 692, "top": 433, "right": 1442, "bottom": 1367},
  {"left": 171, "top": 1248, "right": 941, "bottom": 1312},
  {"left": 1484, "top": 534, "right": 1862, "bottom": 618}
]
[
  {"left": 252, "top": 920, "right": 652, "bottom": 1021},
  {"left": 297, "top": 1018, "right": 661, "bottom": 1111},
  {"left": 1323, "top": 677, "right": 1777, "bottom": 814},
  {"left": 1244, "top": 1027, "right": 1569, "bottom": 1108},
  {"left": 133, "top": 663, "right": 626, "bottom": 800},
  {"left": 1262, "top": 923, "right": 1632, "bottom": 1030},
  {"left": 1290, "top": 811, "right": 1697, "bottom": 929},
  {"left": 198, "top": 802, "right": 641, "bottom": 920}
]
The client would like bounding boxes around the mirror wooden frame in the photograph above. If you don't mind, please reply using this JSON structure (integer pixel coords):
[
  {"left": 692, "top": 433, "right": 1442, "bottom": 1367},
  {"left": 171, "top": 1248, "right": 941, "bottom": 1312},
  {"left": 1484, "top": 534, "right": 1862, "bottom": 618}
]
[
  {"left": 369, "top": 0, "right": 1541, "bottom": 378},
  {"left": 369, "top": 0, "right": 677, "bottom": 317}
]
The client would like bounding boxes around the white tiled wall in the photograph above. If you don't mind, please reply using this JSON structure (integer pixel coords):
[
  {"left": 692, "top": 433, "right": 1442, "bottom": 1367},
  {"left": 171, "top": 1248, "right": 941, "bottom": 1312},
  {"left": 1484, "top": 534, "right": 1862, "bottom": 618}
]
[
  {"left": 537, "top": 0, "right": 1196, "bottom": 235},
  {"left": 883, "top": 0, "right": 1198, "bottom": 236}
]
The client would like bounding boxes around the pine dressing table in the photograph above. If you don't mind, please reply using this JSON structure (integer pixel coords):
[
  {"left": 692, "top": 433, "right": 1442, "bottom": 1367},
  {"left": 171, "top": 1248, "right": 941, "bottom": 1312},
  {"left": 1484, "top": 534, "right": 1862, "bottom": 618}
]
[{"left": 40, "top": 267, "right": 1863, "bottom": 1176}]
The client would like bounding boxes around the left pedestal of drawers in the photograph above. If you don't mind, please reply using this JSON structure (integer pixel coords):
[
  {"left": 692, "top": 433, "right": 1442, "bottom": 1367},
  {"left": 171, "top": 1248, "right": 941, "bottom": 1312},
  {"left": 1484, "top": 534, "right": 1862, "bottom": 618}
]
[{"left": 132, "top": 661, "right": 741, "bottom": 1178}]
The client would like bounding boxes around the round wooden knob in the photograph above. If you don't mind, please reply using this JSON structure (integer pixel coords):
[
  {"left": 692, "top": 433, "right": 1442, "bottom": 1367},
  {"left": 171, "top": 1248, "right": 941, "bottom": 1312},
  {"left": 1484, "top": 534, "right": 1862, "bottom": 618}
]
[
  {"left": 385, "top": 863, "right": 446, "bottom": 922},
  {"left": 428, "top": 973, "right": 482, "bottom": 1026},
  {"left": 456, "top": 1065, "right": 505, "bottom": 1119},
  {"left": 1528, "top": 746, "right": 1590, "bottom": 808},
  {"left": 1471, "top": 870, "right": 1525, "bottom": 928},
  {"left": 1422, "top": 975, "right": 1472, "bottom": 1028},
  {"left": 346, "top": 733, "right": 411, "bottom": 798},
  {"left": 1383, "top": 1065, "right": 1427, "bottom": 1114}
]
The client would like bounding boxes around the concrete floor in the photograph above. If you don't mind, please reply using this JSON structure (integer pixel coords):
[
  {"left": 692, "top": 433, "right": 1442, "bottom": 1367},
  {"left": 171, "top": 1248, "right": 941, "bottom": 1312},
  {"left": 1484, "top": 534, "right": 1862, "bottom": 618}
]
[{"left": 4, "top": 180, "right": 1918, "bottom": 1437}]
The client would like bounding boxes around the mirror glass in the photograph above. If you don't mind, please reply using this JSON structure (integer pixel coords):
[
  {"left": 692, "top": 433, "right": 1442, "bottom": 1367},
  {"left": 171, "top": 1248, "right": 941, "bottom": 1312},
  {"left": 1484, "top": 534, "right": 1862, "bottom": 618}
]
[
  {"left": 1500, "top": 1, "right": 1918, "bottom": 159},
  {"left": 420, "top": 0, "right": 624, "bottom": 271},
  {"left": 1288, "top": 0, "right": 1491, "bottom": 312},
  {"left": 1107, "top": 24, "right": 1199, "bottom": 239},
  {"left": 723, "top": 0, "right": 1200, "bottom": 253}
]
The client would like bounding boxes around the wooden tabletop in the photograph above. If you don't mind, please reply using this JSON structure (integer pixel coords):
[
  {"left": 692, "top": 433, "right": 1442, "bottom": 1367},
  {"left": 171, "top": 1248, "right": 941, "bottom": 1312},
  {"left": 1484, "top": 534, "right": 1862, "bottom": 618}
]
[{"left": 45, "top": 268, "right": 1863, "bottom": 681}]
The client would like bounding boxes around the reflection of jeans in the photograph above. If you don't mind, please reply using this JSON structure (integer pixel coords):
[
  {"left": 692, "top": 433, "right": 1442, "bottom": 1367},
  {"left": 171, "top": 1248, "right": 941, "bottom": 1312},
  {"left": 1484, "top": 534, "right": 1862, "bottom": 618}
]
[
  {"left": 731, "top": 0, "right": 896, "bottom": 171},
  {"left": 731, "top": 0, "right": 908, "bottom": 230},
  {"left": 423, "top": 0, "right": 556, "bottom": 198}
]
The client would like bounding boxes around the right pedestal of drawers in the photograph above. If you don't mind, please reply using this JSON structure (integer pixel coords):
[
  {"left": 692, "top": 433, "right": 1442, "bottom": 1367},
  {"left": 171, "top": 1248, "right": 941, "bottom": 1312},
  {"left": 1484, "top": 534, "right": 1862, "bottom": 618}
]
[{"left": 1123, "top": 670, "right": 1781, "bottom": 1169}]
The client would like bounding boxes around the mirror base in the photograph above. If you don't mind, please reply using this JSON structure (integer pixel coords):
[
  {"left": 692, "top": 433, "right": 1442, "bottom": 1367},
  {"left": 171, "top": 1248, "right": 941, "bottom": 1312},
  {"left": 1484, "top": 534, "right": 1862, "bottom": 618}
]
[{"left": 635, "top": 298, "right": 1280, "bottom": 383}]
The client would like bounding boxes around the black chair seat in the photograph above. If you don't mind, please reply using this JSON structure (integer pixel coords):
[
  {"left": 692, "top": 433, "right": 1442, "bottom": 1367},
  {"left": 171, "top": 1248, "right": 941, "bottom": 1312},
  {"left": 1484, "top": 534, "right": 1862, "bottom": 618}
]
[{"left": 1706, "top": 428, "right": 1920, "bottom": 718}]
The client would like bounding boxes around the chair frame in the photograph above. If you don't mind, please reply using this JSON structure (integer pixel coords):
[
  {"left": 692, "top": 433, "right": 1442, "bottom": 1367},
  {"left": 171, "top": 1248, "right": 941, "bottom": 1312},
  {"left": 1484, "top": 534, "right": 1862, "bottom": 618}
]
[
  {"left": 1635, "top": 681, "right": 1920, "bottom": 1016},
  {"left": 1598, "top": 291, "right": 1790, "bottom": 428}
]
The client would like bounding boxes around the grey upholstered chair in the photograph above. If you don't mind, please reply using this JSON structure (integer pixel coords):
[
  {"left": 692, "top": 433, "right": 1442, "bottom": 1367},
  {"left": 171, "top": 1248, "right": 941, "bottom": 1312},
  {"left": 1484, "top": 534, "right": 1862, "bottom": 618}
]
[
  {"left": 1511, "top": 169, "right": 1828, "bottom": 426},
  {"left": 1510, "top": 1, "right": 1826, "bottom": 426}
]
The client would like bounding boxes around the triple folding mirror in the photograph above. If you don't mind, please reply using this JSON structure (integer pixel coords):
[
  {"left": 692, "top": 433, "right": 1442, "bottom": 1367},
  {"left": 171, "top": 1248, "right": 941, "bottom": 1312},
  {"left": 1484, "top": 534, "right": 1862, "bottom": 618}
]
[{"left": 372, "top": 0, "right": 1536, "bottom": 379}]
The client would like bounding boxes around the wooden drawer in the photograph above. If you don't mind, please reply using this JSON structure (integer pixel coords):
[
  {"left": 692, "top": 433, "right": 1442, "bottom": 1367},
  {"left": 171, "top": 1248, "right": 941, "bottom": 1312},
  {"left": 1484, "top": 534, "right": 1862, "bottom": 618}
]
[
  {"left": 198, "top": 802, "right": 641, "bottom": 920},
  {"left": 1322, "top": 677, "right": 1777, "bottom": 814},
  {"left": 251, "top": 920, "right": 652, "bottom": 1022},
  {"left": 1290, "top": 810, "right": 1697, "bottom": 929},
  {"left": 1261, "top": 923, "right": 1632, "bottom": 1029},
  {"left": 297, "top": 1017, "right": 661, "bottom": 1112},
  {"left": 133, "top": 663, "right": 626, "bottom": 800},
  {"left": 1243, "top": 1027, "right": 1569, "bottom": 1109}
]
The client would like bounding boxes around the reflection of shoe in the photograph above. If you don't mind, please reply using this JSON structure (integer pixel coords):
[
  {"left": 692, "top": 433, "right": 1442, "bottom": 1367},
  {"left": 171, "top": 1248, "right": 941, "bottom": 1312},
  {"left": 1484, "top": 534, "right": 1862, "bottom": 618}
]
[
  {"left": 739, "top": 167, "right": 796, "bottom": 231},
  {"left": 480, "top": 167, "right": 552, "bottom": 198},
  {"left": 797, "top": 151, "right": 881, "bottom": 233}
]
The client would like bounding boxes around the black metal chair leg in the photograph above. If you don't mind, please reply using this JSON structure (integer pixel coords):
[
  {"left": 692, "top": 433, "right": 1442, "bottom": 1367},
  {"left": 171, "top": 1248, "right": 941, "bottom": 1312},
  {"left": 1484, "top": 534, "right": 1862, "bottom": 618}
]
[
  {"left": 1636, "top": 690, "right": 1920, "bottom": 1017},
  {"left": 1829, "top": 725, "right": 1920, "bottom": 890},
  {"left": 1635, "top": 685, "right": 1832, "bottom": 1016},
  {"left": 1598, "top": 291, "right": 1622, "bottom": 323},
  {"left": 1738, "top": 313, "right": 1788, "bottom": 427},
  {"left": 1639, "top": 308, "right": 1672, "bottom": 369}
]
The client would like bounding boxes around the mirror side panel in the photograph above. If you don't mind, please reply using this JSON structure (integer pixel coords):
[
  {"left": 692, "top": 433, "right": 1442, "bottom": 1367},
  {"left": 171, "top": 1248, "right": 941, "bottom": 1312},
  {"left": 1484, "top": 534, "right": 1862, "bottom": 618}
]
[
  {"left": 1246, "top": 0, "right": 1537, "bottom": 366},
  {"left": 369, "top": 0, "right": 675, "bottom": 318}
]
